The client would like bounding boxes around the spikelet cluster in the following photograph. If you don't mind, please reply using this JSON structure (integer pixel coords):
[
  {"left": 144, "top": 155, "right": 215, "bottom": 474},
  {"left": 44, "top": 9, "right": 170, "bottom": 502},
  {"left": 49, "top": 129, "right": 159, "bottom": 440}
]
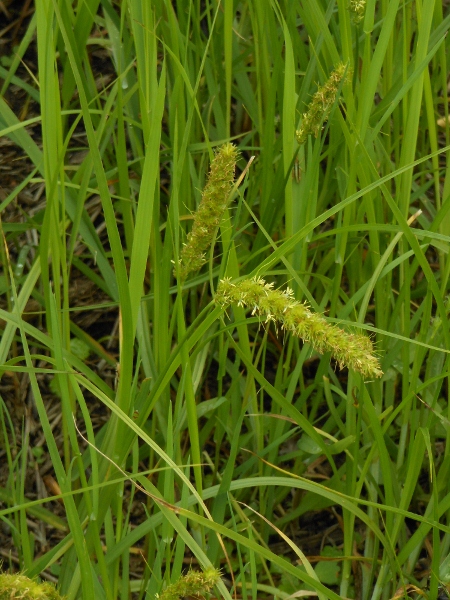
[
  {"left": 0, "top": 574, "right": 64, "bottom": 600},
  {"left": 175, "top": 143, "right": 238, "bottom": 282},
  {"left": 349, "top": 0, "right": 366, "bottom": 23},
  {"left": 157, "top": 567, "right": 221, "bottom": 600},
  {"left": 216, "top": 277, "right": 382, "bottom": 379},
  {"left": 296, "top": 64, "right": 349, "bottom": 146}
]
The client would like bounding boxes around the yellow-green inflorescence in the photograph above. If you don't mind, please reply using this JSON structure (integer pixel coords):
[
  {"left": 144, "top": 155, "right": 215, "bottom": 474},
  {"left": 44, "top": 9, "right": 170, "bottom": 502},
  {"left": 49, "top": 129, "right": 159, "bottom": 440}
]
[
  {"left": 349, "top": 0, "right": 366, "bottom": 23},
  {"left": 157, "top": 567, "right": 221, "bottom": 600},
  {"left": 0, "top": 574, "right": 64, "bottom": 600},
  {"left": 216, "top": 277, "right": 383, "bottom": 379},
  {"left": 175, "top": 143, "right": 238, "bottom": 282},
  {"left": 295, "top": 64, "right": 349, "bottom": 146}
]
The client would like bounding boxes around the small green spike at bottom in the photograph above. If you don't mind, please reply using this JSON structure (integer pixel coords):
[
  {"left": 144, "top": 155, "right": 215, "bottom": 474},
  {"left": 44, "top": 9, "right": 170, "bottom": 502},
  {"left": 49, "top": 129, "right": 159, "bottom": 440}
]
[
  {"left": 0, "top": 574, "right": 65, "bottom": 600},
  {"left": 157, "top": 567, "right": 221, "bottom": 600}
]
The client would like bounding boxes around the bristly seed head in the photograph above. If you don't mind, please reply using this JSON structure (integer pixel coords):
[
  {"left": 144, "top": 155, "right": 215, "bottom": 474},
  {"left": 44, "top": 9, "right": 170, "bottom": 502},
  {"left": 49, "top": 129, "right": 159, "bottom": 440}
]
[
  {"left": 295, "top": 64, "right": 350, "bottom": 146},
  {"left": 158, "top": 567, "right": 221, "bottom": 600},
  {"left": 0, "top": 573, "right": 65, "bottom": 600},
  {"left": 175, "top": 143, "right": 238, "bottom": 282},
  {"left": 215, "top": 277, "right": 382, "bottom": 379},
  {"left": 349, "top": 0, "right": 366, "bottom": 23}
]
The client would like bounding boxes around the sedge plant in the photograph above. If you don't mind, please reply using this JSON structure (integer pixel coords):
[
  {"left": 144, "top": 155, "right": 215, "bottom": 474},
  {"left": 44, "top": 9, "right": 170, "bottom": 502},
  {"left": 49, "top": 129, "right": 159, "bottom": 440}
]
[{"left": 0, "top": 2, "right": 449, "bottom": 600}]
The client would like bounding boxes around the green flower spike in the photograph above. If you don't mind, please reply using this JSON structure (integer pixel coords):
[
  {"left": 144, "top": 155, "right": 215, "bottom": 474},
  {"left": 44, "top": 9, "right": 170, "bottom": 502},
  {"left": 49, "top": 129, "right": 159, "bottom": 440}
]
[
  {"left": 0, "top": 573, "right": 64, "bottom": 600},
  {"left": 295, "top": 64, "right": 349, "bottom": 146},
  {"left": 157, "top": 567, "right": 221, "bottom": 600},
  {"left": 216, "top": 277, "right": 383, "bottom": 379},
  {"left": 175, "top": 143, "right": 238, "bottom": 282},
  {"left": 349, "top": 0, "right": 366, "bottom": 23}
]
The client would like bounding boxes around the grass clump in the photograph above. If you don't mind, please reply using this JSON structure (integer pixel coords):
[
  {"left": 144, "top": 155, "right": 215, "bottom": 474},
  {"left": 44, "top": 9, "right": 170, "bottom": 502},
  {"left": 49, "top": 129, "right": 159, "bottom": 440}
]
[{"left": 1, "top": 1, "right": 450, "bottom": 600}]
